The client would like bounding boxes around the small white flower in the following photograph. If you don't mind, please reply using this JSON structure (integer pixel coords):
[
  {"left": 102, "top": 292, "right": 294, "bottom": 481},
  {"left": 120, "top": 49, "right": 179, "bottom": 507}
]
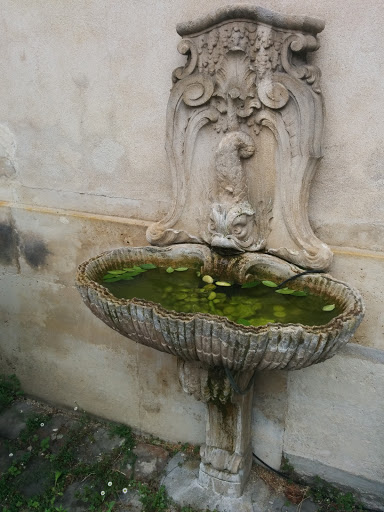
[
  {"left": 122, "top": 488, "right": 128, "bottom": 494},
  {"left": 52, "top": 428, "right": 58, "bottom": 432},
  {"left": 74, "top": 406, "right": 78, "bottom": 411},
  {"left": 101, "top": 490, "right": 105, "bottom": 496},
  {"left": 107, "top": 481, "right": 112, "bottom": 487},
  {"left": 9, "top": 453, "right": 13, "bottom": 457},
  {"left": 40, "top": 423, "right": 44, "bottom": 427}
]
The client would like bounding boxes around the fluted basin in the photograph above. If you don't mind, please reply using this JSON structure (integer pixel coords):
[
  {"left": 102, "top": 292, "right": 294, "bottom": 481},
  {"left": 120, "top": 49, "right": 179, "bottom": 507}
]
[{"left": 76, "top": 243, "right": 364, "bottom": 372}]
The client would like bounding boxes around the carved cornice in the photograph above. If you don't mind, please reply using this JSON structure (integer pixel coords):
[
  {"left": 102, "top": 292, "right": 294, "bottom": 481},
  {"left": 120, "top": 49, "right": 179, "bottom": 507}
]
[
  {"left": 147, "top": 5, "right": 332, "bottom": 270},
  {"left": 176, "top": 4, "right": 325, "bottom": 36}
]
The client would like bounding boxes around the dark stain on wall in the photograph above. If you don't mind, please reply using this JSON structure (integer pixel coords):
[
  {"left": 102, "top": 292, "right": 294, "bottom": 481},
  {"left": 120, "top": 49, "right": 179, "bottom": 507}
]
[
  {"left": 0, "top": 222, "right": 19, "bottom": 265},
  {"left": 21, "top": 234, "right": 51, "bottom": 268},
  {"left": 0, "top": 221, "right": 51, "bottom": 269}
]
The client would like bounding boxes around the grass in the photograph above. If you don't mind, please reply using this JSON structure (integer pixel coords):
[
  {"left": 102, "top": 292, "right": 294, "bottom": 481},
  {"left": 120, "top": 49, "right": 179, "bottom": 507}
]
[{"left": 0, "top": 374, "right": 211, "bottom": 512}]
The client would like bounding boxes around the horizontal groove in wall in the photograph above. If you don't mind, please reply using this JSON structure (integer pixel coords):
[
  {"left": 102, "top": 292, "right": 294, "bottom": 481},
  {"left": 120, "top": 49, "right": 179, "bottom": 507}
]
[
  {"left": 1, "top": 201, "right": 383, "bottom": 261},
  {"left": 0, "top": 200, "right": 152, "bottom": 228},
  {"left": 332, "top": 246, "right": 384, "bottom": 261}
]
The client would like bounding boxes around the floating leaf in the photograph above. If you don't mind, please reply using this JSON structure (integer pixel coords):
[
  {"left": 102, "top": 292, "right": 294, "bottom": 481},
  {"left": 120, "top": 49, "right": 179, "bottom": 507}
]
[
  {"left": 121, "top": 268, "right": 142, "bottom": 276},
  {"left": 203, "top": 284, "right": 216, "bottom": 291},
  {"left": 175, "top": 267, "right": 189, "bottom": 272},
  {"left": 262, "top": 280, "right": 278, "bottom": 288},
  {"left": 275, "top": 287, "right": 295, "bottom": 295},
  {"left": 103, "top": 276, "right": 123, "bottom": 282},
  {"left": 106, "top": 270, "right": 126, "bottom": 275},
  {"left": 166, "top": 267, "right": 174, "bottom": 273},
  {"left": 132, "top": 266, "right": 147, "bottom": 273},
  {"left": 215, "top": 281, "right": 231, "bottom": 287},
  {"left": 291, "top": 290, "right": 308, "bottom": 297},
  {"left": 121, "top": 275, "right": 134, "bottom": 280},
  {"left": 202, "top": 275, "right": 214, "bottom": 284},
  {"left": 207, "top": 292, "right": 217, "bottom": 301},
  {"left": 237, "top": 318, "right": 250, "bottom": 326},
  {"left": 322, "top": 304, "right": 335, "bottom": 311},
  {"left": 140, "top": 263, "right": 157, "bottom": 269},
  {"left": 196, "top": 271, "right": 201, "bottom": 277},
  {"left": 241, "top": 281, "right": 259, "bottom": 288}
]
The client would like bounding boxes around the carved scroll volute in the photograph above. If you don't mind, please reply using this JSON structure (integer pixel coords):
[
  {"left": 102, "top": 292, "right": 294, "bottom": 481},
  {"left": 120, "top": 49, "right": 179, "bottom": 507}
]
[
  {"left": 146, "top": 6, "right": 332, "bottom": 270},
  {"left": 256, "top": 33, "right": 333, "bottom": 269},
  {"left": 146, "top": 39, "right": 217, "bottom": 245}
]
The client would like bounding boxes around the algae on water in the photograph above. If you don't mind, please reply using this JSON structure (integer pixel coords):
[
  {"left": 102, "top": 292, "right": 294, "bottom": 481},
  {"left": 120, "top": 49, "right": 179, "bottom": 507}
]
[{"left": 101, "top": 266, "right": 340, "bottom": 327}]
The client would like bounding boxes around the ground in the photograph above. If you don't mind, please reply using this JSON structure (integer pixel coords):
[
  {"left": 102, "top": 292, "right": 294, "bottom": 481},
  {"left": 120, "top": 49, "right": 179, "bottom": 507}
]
[{"left": 0, "top": 376, "right": 365, "bottom": 512}]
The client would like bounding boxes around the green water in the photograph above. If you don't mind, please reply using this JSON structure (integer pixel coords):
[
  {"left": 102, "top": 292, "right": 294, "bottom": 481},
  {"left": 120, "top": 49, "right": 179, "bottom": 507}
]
[{"left": 101, "top": 267, "right": 340, "bottom": 327}]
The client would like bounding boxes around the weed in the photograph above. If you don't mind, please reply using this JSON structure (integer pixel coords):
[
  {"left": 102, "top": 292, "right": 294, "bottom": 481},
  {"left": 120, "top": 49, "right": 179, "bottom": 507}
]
[
  {"left": 137, "top": 483, "right": 168, "bottom": 512},
  {"left": 310, "top": 477, "right": 364, "bottom": 511},
  {"left": 0, "top": 374, "right": 23, "bottom": 412},
  {"left": 41, "top": 436, "right": 51, "bottom": 452},
  {"left": 281, "top": 456, "right": 295, "bottom": 478},
  {"left": 19, "top": 413, "right": 51, "bottom": 444},
  {"left": 108, "top": 422, "right": 135, "bottom": 451}
]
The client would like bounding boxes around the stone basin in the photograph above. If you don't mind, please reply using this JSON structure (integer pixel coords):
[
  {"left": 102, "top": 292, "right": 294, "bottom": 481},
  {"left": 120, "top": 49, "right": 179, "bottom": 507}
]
[{"left": 76, "top": 243, "right": 364, "bottom": 373}]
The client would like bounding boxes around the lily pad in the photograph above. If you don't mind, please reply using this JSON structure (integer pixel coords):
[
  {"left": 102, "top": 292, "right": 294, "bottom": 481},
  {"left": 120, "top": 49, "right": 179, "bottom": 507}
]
[
  {"left": 106, "top": 270, "right": 126, "bottom": 275},
  {"left": 275, "top": 287, "right": 295, "bottom": 295},
  {"left": 236, "top": 318, "right": 251, "bottom": 326},
  {"left": 140, "top": 263, "right": 157, "bottom": 270},
  {"left": 215, "top": 281, "right": 231, "bottom": 287},
  {"left": 241, "top": 281, "right": 259, "bottom": 288},
  {"left": 262, "top": 280, "right": 278, "bottom": 288},
  {"left": 202, "top": 275, "right": 214, "bottom": 284},
  {"left": 175, "top": 267, "right": 189, "bottom": 271},
  {"left": 322, "top": 304, "right": 335, "bottom": 311},
  {"left": 103, "top": 276, "right": 123, "bottom": 282},
  {"left": 166, "top": 267, "right": 175, "bottom": 273},
  {"left": 291, "top": 290, "right": 308, "bottom": 297}
]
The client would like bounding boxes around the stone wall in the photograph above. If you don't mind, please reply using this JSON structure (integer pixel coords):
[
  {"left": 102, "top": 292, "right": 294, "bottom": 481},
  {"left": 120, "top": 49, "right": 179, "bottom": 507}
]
[{"left": 1, "top": 0, "right": 383, "bottom": 507}]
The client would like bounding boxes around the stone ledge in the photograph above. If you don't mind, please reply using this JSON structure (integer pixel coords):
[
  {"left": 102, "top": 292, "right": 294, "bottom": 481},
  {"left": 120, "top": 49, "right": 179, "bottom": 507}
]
[
  {"left": 340, "top": 343, "right": 384, "bottom": 365},
  {"left": 283, "top": 453, "right": 384, "bottom": 511}
]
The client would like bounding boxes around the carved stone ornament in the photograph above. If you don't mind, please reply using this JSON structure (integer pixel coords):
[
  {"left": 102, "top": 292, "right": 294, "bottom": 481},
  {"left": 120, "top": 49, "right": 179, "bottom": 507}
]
[
  {"left": 76, "top": 5, "right": 366, "bottom": 502},
  {"left": 147, "top": 5, "right": 332, "bottom": 270}
]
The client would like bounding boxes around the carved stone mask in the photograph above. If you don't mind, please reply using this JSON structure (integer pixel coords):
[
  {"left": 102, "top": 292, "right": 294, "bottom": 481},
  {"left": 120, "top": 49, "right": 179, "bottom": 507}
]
[{"left": 208, "top": 201, "right": 256, "bottom": 253}]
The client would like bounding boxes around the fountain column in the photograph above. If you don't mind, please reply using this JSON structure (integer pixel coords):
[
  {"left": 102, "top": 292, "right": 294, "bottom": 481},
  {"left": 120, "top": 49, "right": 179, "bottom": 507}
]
[{"left": 179, "top": 362, "right": 255, "bottom": 497}]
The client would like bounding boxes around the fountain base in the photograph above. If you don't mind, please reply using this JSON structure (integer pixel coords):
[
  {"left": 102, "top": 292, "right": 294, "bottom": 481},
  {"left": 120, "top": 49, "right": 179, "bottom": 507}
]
[
  {"left": 179, "top": 361, "right": 255, "bottom": 497},
  {"left": 163, "top": 452, "right": 315, "bottom": 512}
]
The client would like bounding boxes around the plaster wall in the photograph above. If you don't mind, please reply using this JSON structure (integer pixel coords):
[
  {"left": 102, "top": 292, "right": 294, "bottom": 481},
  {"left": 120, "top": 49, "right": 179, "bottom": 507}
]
[{"left": 0, "top": 0, "right": 383, "bottom": 506}]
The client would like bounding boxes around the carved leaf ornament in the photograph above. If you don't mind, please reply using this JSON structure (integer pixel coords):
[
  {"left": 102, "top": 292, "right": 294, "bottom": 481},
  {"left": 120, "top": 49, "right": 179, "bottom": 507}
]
[{"left": 146, "top": 5, "right": 333, "bottom": 270}]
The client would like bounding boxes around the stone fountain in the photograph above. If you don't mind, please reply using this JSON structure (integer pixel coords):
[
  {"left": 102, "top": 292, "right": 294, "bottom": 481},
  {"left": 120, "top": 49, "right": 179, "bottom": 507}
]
[{"left": 76, "top": 4, "right": 364, "bottom": 503}]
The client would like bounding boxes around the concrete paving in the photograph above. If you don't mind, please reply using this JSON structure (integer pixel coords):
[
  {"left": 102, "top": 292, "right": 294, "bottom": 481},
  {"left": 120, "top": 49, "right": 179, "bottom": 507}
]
[{"left": 163, "top": 453, "right": 318, "bottom": 512}]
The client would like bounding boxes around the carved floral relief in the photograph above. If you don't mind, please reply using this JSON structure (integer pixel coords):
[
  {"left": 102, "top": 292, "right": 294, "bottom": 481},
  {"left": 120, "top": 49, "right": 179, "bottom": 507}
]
[{"left": 147, "top": 10, "right": 332, "bottom": 270}]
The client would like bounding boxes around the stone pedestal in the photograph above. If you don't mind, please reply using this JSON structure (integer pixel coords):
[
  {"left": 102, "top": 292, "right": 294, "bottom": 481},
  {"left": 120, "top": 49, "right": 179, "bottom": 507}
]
[{"left": 179, "top": 361, "right": 255, "bottom": 497}]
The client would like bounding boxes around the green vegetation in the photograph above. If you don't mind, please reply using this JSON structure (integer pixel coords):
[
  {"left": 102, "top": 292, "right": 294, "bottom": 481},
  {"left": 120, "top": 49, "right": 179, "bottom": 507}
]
[
  {"left": 310, "top": 477, "right": 364, "bottom": 511},
  {"left": 0, "top": 374, "right": 23, "bottom": 412}
]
